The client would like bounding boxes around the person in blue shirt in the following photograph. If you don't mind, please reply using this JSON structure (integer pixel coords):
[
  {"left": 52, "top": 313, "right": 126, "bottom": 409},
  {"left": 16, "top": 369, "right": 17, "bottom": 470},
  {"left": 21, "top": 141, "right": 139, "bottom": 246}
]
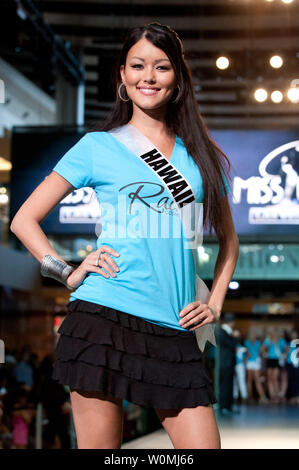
[
  {"left": 13, "top": 347, "right": 34, "bottom": 391},
  {"left": 244, "top": 330, "right": 268, "bottom": 404},
  {"left": 262, "top": 328, "right": 288, "bottom": 404}
]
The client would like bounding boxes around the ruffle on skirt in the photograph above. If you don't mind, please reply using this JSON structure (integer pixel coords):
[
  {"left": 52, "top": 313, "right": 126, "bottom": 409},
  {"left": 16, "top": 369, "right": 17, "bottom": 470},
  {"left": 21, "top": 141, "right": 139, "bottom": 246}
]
[{"left": 52, "top": 299, "right": 217, "bottom": 409}]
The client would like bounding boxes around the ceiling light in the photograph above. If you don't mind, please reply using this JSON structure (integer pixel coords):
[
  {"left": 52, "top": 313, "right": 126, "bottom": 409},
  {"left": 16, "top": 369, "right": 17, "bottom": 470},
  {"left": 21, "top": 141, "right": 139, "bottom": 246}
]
[
  {"left": 216, "top": 56, "right": 230, "bottom": 70},
  {"left": 254, "top": 88, "right": 268, "bottom": 102},
  {"left": 0, "top": 157, "right": 12, "bottom": 171},
  {"left": 269, "top": 55, "right": 283, "bottom": 69},
  {"left": 271, "top": 90, "right": 283, "bottom": 103},
  {"left": 287, "top": 86, "right": 299, "bottom": 103}
]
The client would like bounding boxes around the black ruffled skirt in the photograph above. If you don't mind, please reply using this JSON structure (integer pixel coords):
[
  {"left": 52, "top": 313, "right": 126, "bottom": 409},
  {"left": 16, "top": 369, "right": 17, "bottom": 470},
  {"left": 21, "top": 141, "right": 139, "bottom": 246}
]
[{"left": 52, "top": 299, "right": 217, "bottom": 409}]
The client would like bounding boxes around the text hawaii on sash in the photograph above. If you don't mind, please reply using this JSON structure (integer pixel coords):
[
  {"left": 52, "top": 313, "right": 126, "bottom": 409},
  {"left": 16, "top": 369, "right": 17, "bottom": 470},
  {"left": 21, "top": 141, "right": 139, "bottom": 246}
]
[{"left": 139, "top": 147, "right": 196, "bottom": 209}]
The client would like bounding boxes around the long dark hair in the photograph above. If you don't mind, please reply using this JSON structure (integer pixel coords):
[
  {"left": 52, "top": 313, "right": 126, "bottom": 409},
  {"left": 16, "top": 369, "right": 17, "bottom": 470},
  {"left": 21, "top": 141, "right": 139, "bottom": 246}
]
[{"left": 88, "top": 22, "right": 232, "bottom": 239}]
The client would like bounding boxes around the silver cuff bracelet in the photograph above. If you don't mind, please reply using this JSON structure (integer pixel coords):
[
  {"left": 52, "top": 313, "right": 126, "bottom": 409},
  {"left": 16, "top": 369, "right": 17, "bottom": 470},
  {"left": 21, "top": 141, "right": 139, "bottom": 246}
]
[{"left": 40, "top": 254, "right": 76, "bottom": 289}]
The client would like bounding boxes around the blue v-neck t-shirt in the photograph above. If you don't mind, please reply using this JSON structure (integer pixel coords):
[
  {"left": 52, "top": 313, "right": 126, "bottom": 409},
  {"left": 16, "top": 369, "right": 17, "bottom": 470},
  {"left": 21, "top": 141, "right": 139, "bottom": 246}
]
[{"left": 52, "top": 128, "right": 230, "bottom": 331}]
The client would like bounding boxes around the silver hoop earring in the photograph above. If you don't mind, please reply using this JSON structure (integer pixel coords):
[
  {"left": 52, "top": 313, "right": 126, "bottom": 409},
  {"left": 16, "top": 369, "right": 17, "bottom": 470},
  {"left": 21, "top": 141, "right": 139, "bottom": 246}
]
[
  {"left": 118, "top": 83, "right": 130, "bottom": 102},
  {"left": 170, "top": 85, "right": 181, "bottom": 103}
]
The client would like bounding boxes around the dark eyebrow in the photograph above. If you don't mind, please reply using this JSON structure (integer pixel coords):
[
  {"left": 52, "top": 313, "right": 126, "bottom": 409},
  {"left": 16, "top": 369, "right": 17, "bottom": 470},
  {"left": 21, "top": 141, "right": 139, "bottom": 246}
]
[{"left": 130, "top": 57, "right": 170, "bottom": 63}]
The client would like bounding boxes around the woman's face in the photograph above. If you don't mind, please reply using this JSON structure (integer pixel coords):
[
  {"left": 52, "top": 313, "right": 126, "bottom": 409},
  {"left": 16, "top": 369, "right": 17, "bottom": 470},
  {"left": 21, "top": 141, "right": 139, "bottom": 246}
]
[{"left": 120, "top": 37, "right": 177, "bottom": 111}]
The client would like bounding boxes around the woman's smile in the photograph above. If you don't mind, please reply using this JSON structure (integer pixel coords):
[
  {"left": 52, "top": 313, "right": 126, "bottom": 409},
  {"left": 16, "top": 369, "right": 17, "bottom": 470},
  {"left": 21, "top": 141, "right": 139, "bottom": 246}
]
[{"left": 137, "top": 87, "right": 160, "bottom": 95}]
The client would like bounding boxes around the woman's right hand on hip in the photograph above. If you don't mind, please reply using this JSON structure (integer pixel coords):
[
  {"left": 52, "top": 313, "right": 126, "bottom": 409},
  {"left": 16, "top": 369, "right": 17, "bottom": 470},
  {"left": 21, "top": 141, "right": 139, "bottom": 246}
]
[{"left": 66, "top": 245, "right": 120, "bottom": 289}]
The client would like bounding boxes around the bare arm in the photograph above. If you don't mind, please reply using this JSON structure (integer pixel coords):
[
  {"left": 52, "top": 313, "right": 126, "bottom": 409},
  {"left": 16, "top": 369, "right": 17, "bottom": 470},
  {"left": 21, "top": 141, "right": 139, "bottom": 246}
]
[
  {"left": 10, "top": 171, "right": 120, "bottom": 287},
  {"left": 207, "top": 195, "right": 239, "bottom": 315},
  {"left": 178, "top": 195, "right": 239, "bottom": 329},
  {"left": 10, "top": 171, "right": 75, "bottom": 263}
]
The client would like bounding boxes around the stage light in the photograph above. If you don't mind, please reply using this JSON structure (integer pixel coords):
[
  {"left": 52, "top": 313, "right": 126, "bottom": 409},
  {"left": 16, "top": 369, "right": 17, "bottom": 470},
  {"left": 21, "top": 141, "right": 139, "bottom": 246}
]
[
  {"left": 197, "top": 246, "right": 210, "bottom": 262},
  {"left": 77, "top": 249, "right": 86, "bottom": 258},
  {"left": 0, "top": 157, "right": 12, "bottom": 171},
  {"left": 287, "top": 86, "right": 299, "bottom": 103},
  {"left": 269, "top": 55, "right": 283, "bottom": 69},
  {"left": 201, "top": 252, "right": 209, "bottom": 262},
  {"left": 216, "top": 56, "right": 229, "bottom": 70},
  {"left": 254, "top": 88, "right": 268, "bottom": 102},
  {"left": 281, "top": 0, "right": 293, "bottom": 4},
  {"left": 271, "top": 90, "right": 283, "bottom": 103},
  {"left": 16, "top": 1, "right": 27, "bottom": 20},
  {"left": 0, "top": 194, "right": 9, "bottom": 204},
  {"left": 229, "top": 281, "right": 239, "bottom": 290}
]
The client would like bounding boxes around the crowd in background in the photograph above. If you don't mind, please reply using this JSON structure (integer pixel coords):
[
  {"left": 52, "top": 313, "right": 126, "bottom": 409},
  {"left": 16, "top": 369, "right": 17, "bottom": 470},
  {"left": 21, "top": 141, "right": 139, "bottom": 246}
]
[
  {"left": 0, "top": 345, "right": 72, "bottom": 449},
  {"left": 234, "top": 327, "right": 299, "bottom": 406},
  {"left": 207, "top": 314, "right": 299, "bottom": 415},
  {"left": 0, "top": 343, "right": 149, "bottom": 449},
  {"left": 1, "top": 321, "right": 299, "bottom": 447}
]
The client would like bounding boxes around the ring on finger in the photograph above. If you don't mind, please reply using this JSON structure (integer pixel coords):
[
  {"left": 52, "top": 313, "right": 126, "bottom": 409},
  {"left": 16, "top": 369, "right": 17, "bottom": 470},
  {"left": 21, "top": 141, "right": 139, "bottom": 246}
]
[{"left": 96, "top": 251, "right": 104, "bottom": 266}]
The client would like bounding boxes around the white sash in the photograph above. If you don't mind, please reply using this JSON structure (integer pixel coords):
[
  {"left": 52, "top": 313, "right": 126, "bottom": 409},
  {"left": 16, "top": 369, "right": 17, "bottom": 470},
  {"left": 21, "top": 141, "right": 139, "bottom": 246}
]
[{"left": 108, "top": 123, "right": 216, "bottom": 352}]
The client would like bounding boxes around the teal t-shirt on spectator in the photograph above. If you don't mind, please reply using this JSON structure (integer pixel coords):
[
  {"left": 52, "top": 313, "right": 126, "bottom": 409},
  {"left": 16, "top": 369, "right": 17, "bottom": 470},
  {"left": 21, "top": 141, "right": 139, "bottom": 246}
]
[
  {"left": 244, "top": 339, "right": 261, "bottom": 362},
  {"left": 263, "top": 337, "right": 287, "bottom": 359}
]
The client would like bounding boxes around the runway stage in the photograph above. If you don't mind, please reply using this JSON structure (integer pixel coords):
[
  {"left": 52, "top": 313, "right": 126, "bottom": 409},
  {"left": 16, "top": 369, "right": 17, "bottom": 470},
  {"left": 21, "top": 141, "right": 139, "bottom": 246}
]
[{"left": 121, "top": 404, "right": 299, "bottom": 449}]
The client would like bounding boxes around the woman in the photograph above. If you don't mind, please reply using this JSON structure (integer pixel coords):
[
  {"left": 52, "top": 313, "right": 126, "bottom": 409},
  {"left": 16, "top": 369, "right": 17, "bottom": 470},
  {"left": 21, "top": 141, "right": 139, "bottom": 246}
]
[
  {"left": 277, "top": 330, "right": 289, "bottom": 404},
  {"left": 10, "top": 23, "right": 239, "bottom": 449},
  {"left": 244, "top": 330, "right": 268, "bottom": 404},
  {"left": 233, "top": 331, "right": 248, "bottom": 405},
  {"left": 262, "top": 328, "right": 287, "bottom": 404}
]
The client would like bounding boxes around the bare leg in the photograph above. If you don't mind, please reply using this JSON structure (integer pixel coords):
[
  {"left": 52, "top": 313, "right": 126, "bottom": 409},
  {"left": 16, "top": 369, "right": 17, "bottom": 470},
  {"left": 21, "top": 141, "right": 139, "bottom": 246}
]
[
  {"left": 253, "top": 370, "right": 268, "bottom": 403},
  {"left": 70, "top": 388, "right": 124, "bottom": 449},
  {"left": 266, "top": 369, "right": 276, "bottom": 401},
  {"left": 267, "top": 369, "right": 280, "bottom": 403},
  {"left": 272, "top": 368, "right": 280, "bottom": 402},
  {"left": 154, "top": 404, "right": 221, "bottom": 449},
  {"left": 278, "top": 369, "right": 288, "bottom": 402},
  {"left": 246, "top": 369, "right": 254, "bottom": 402}
]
